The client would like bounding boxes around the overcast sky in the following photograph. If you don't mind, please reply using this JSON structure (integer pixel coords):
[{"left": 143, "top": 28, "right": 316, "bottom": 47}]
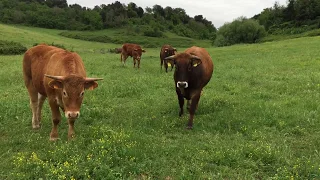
[{"left": 67, "top": 0, "right": 287, "bottom": 27}]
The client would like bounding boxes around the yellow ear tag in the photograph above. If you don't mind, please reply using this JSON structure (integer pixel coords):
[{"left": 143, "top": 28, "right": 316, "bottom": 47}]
[
  {"left": 193, "top": 63, "right": 199, "bottom": 67},
  {"left": 167, "top": 63, "right": 171, "bottom": 67}
]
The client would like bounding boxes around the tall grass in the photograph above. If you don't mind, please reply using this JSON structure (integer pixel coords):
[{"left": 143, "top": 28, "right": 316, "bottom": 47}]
[{"left": 0, "top": 24, "right": 320, "bottom": 179}]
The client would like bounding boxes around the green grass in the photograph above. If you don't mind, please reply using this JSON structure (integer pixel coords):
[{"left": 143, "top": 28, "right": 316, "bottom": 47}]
[
  {"left": 259, "top": 28, "right": 320, "bottom": 43},
  {"left": 0, "top": 23, "right": 320, "bottom": 179}
]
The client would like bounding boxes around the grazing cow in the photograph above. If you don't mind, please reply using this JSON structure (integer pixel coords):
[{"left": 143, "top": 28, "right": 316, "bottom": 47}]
[
  {"left": 160, "top": 44, "right": 177, "bottom": 72},
  {"left": 165, "top": 46, "right": 214, "bottom": 129},
  {"left": 121, "top": 43, "right": 145, "bottom": 68},
  {"left": 23, "top": 44, "right": 103, "bottom": 141}
]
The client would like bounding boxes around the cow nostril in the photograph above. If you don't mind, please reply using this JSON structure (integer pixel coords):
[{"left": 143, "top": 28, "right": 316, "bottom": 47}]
[
  {"left": 177, "top": 82, "right": 187, "bottom": 88},
  {"left": 67, "top": 112, "right": 79, "bottom": 118}
]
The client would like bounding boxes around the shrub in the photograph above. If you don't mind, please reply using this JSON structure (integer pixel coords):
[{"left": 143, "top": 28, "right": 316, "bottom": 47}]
[
  {"left": 143, "top": 27, "right": 164, "bottom": 37},
  {"left": 0, "top": 40, "right": 27, "bottom": 55},
  {"left": 214, "top": 17, "right": 267, "bottom": 47}
]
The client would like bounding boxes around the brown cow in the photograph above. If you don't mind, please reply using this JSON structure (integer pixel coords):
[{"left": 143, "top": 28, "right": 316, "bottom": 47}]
[
  {"left": 165, "top": 46, "right": 214, "bottom": 129},
  {"left": 23, "top": 44, "right": 103, "bottom": 141},
  {"left": 121, "top": 43, "right": 145, "bottom": 68},
  {"left": 160, "top": 44, "right": 177, "bottom": 72}
]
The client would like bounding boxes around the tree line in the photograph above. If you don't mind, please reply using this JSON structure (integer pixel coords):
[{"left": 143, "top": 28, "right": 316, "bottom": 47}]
[
  {"left": 214, "top": 0, "right": 320, "bottom": 46},
  {"left": 0, "top": 0, "right": 216, "bottom": 40},
  {"left": 253, "top": 0, "right": 320, "bottom": 35},
  {"left": 1, "top": 0, "right": 319, "bottom": 46}
]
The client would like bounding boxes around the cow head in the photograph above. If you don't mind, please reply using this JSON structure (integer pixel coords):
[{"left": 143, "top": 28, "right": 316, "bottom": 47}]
[
  {"left": 45, "top": 74, "right": 103, "bottom": 119},
  {"left": 133, "top": 48, "right": 146, "bottom": 61},
  {"left": 164, "top": 47, "right": 177, "bottom": 58},
  {"left": 165, "top": 53, "right": 202, "bottom": 89}
]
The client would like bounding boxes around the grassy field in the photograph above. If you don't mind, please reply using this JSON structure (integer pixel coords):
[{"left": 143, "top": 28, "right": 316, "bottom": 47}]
[{"left": 0, "top": 23, "right": 320, "bottom": 179}]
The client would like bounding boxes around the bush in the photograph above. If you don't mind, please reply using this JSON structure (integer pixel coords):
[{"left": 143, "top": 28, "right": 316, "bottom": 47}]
[
  {"left": 143, "top": 27, "right": 164, "bottom": 37},
  {"left": 214, "top": 17, "right": 267, "bottom": 47},
  {"left": 0, "top": 40, "right": 27, "bottom": 55}
]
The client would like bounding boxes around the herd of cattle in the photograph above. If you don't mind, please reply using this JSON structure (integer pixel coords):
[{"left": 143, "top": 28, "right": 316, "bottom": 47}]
[{"left": 22, "top": 43, "right": 214, "bottom": 140}]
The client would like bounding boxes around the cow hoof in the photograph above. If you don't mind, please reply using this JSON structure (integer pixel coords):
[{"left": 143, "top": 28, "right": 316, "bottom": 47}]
[
  {"left": 186, "top": 126, "right": 193, "bottom": 130},
  {"left": 49, "top": 137, "right": 59, "bottom": 141},
  {"left": 32, "top": 125, "right": 41, "bottom": 130}
]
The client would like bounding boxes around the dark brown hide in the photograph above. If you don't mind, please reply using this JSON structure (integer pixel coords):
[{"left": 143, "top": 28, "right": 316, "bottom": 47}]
[
  {"left": 165, "top": 46, "right": 214, "bottom": 129},
  {"left": 121, "top": 43, "right": 145, "bottom": 68},
  {"left": 23, "top": 44, "right": 102, "bottom": 141},
  {"left": 160, "top": 44, "right": 177, "bottom": 72}
]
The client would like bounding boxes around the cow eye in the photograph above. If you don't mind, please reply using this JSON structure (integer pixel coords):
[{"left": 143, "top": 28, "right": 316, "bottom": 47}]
[
  {"left": 63, "top": 91, "right": 67, "bottom": 97},
  {"left": 80, "top": 92, "right": 84, "bottom": 97}
]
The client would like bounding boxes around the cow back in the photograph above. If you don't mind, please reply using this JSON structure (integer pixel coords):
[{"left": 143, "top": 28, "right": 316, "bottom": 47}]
[
  {"left": 122, "top": 43, "right": 143, "bottom": 57},
  {"left": 23, "top": 44, "right": 86, "bottom": 96}
]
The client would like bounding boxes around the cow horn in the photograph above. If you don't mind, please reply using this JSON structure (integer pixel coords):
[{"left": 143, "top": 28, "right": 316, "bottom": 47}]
[
  {"left": 85, "top": 78, "right": 103, "bottom": 81},
  {"left": 44, "top": 74, "right": 65, "bottom": 80},
  {"left": 191, "top": 55, "right": 201, "bottom": 60},
  {"left": 165, "top": 55, "right": 176, "bottom": 60}
]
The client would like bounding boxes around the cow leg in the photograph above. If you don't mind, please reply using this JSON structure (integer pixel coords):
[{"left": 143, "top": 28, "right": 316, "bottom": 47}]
[
  {"left": 137, "top": 59, "right": 140, "bottom": 68},
  {"left": 48, "top": 98, "right": 61, "bottom": 141},
  {"left": 133, "top": 58, "right": 136, "bottom": 68},
  {"left": 164, "top": 61, "right": 168, "bottom": 73},
  {"left": 68, "top": 118, "right": 76, "bottom": 140},
  {"left": 25, "top": 81, "right": 41, "bottom": 129},
  {"left": 160, "top": 59, "right": 163, "bottom": 70},
  {"left": 187, "top": 93, "right": 201, "bottom": 129},
  {"left": 187, "top": 100, "right": 191, "bottom": 110},
  {"left": 121, "top": 54, "right": 128, "bottom": 66},
  {"left": 176, "top": 89, "right": 184, "bottom": 117},
  {"left": 36, "top": 93, "right": 46, "bottom": 127}
]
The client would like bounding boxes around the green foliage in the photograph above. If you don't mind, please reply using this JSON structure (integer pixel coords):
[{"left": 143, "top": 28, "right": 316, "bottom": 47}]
[
  {"left": 214, "top": 17, "right": 266, "bottom": 47},
  {"left": 0, "top": 40, "right": 27, "bottom": 55},
  {"left": 0, "top": 0, "right": 216, "bottom": 40},
  {"left": 254, "top": 0, "right": 320, "bottom": 35}
]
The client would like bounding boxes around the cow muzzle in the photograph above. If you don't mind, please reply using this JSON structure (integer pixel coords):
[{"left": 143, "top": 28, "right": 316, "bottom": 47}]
[
  {"left": 65, "top": 111, "right": 80, "bottom": 119},
  {"left": 177, "top": 81, "right": 188, "bottom": 88}
]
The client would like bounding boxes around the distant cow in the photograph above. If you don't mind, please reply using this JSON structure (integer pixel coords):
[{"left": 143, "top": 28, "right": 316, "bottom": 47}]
[
  {"left": 160, "top": 44, "right": 177, "bottom": 72},
  {"left": 165, "top": 46, "right": 214, "bottom": 129},
  {"left": 23, "top": 44, "right": 103, "bottom": 141},
  {"left": 121, "top": 43, "right": 145, "bottom": 68}
]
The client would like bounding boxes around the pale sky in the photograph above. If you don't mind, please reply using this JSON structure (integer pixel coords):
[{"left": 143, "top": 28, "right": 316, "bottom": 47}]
[{"left": 67, "top": 0, "right": 287, "bottom": 27}]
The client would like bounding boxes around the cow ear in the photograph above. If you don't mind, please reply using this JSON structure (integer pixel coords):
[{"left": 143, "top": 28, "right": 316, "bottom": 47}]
[
  {"left": 173, "top": 48, "right": 177, "bottom": 51},
  {"left": 142, "top": 49, "right": 146, "bottom": 53},
  {"left": 84, "top": 81, "right": 98, "bottom": 90},
  {"left": 191, "top": 55, "right": 202, "bottom": 67},
  {"left": 165, "top": 55, "right": 176, "bottom": 66},
  {"left": 48, "top": 80, "right": 63, "bottom": 89}
]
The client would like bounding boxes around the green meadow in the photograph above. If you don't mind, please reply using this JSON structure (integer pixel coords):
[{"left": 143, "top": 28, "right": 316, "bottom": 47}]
[{"left": 0, "top": 23, "right": 320, "bottom": 179}]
